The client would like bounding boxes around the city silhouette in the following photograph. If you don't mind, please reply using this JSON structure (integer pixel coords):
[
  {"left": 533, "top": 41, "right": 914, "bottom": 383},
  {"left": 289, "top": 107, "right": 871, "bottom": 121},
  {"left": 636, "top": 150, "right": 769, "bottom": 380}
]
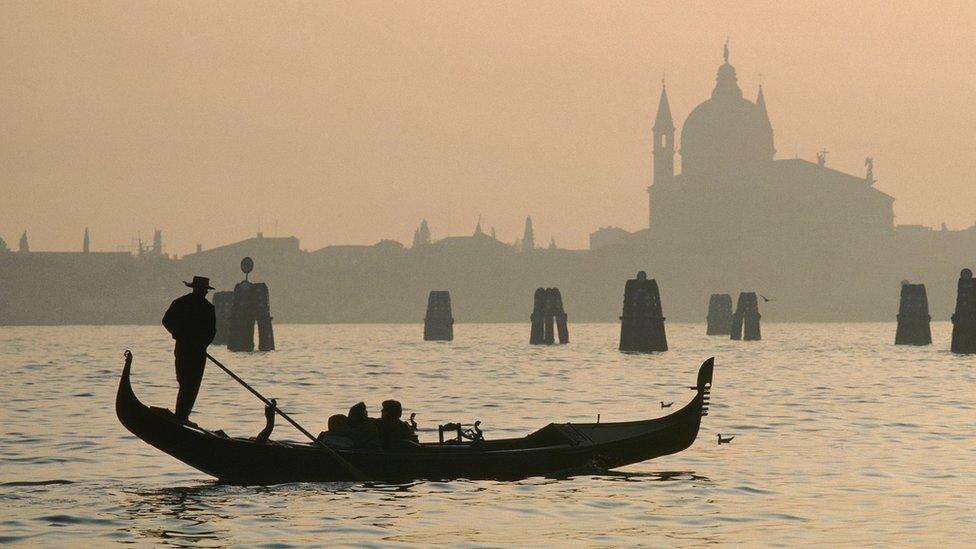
[{"left": 1, "top": 45, "right": 972, "bottom": 325}]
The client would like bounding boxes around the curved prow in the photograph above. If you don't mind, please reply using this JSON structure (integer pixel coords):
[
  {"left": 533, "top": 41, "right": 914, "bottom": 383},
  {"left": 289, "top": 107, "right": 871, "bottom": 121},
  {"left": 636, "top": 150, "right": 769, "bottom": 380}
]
[
  {"left": 117, "top": 350, "right": 137, "bottom": 425},
  {"left": 696, "top": 357, "right": 714, "bottom": 417},
  {"left": 119, "top": 350, "right": 133, "bottom": 392}
]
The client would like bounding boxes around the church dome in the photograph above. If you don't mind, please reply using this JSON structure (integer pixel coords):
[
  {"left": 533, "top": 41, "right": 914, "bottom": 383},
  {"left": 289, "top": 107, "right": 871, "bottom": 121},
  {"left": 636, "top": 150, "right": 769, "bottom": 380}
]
[{"left": 679, "top": 46, "right": 774, "bottom": 177}]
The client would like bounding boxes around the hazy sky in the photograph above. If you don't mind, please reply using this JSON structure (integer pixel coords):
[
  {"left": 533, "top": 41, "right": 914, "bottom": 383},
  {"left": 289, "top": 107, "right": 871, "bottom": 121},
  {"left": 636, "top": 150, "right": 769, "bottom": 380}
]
[{"left": 2, "top": 1, "right": 974, "bottom": 254}]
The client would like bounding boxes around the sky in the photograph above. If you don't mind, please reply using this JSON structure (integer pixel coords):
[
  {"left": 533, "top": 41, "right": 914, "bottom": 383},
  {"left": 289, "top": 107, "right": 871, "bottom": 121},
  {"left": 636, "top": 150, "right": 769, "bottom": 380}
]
[{"left": 2, "top": 1, "right": 974, "bottom": 254}]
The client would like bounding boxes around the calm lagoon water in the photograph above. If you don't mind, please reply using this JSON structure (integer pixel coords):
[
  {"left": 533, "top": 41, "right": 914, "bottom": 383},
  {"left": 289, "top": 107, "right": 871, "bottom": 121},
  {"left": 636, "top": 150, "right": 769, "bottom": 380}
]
[{"left": 1, "top": 323, "right": 973, "bottom": 546}]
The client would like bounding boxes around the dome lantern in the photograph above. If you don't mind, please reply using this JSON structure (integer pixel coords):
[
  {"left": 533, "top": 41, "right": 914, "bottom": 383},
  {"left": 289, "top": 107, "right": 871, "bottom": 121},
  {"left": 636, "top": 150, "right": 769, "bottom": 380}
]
[{"left": 678, "top": 43, "right": 775, "bottom": 177}]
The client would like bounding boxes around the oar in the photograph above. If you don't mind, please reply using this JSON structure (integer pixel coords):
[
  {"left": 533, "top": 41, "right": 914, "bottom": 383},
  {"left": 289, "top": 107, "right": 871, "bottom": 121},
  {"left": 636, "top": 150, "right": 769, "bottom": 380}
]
[{"left": 205, "top": 352, "right": 366, "bottom": 481}]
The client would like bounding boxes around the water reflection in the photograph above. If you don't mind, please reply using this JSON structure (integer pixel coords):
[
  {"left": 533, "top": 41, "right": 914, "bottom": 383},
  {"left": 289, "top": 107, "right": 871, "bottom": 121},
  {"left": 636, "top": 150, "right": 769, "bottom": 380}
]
[
  {"left": 115, "top": 473, "right": 710, "bottom": 546},
  {"left": 120, "top": 484, "right": 231, "bottom": 546},
  {"left": 596, "top": 470, "right": 711, "bottom": 483}
]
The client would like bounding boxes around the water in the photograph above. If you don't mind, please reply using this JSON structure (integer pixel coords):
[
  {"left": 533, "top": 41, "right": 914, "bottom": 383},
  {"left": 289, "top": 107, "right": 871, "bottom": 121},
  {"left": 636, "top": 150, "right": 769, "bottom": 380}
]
[{"left": 1, "top": 323, "right": 973, "bottom": 546}]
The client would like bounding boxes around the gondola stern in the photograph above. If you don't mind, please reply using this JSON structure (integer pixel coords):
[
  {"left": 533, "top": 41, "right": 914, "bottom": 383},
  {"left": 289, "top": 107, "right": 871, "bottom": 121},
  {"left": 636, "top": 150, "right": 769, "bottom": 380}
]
[{"left": 697, "top": 357, "right": 714, "bottom": 393}]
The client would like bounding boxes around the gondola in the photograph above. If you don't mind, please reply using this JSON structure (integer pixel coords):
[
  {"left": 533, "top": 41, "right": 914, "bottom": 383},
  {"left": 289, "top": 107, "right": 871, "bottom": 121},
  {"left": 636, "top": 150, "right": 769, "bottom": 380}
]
[{"left": 116, "top": 352, "right": 713, "bottom": 484}]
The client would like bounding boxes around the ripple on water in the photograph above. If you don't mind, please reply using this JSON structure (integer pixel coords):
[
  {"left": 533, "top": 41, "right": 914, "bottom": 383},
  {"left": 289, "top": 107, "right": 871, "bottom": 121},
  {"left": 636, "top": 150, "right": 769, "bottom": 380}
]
[
  {"left": 0, "top": 322, "right": 972, "bottom": 546},
  {"left": 0, "top": 480, "right": 74, "bottom": 487}
]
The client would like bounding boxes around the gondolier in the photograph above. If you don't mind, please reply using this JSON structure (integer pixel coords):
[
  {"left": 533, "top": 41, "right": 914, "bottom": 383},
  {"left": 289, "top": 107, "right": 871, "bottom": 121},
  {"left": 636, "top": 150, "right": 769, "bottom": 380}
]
[{"left": 162, "top": 276, "right": 217, "bottom": 423}]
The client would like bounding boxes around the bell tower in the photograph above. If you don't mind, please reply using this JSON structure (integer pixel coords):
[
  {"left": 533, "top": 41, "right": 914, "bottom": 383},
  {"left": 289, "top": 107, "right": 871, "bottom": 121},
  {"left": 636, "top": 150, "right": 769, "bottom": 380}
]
[
  {"left": 648, "top": 82, "right": 675, "bottom": 228},
  {"left": 653, "top": 82, "right": 675, "bottom": 186}
]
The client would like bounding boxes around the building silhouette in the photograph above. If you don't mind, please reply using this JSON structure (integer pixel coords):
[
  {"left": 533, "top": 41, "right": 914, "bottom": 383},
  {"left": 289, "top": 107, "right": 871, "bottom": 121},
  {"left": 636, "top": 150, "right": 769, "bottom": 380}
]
[
  {"left": 589, "top": 226, "right": 631, "bottom": 250},
  {"left": 646, "top": 44, "right": 894, "bottom": 257}
]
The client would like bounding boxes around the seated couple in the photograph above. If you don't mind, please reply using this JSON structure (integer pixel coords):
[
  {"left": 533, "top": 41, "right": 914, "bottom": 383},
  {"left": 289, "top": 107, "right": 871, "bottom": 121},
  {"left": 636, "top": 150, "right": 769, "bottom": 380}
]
[{"left": 318, "top": 400, "right": 418, "bottom": 448}]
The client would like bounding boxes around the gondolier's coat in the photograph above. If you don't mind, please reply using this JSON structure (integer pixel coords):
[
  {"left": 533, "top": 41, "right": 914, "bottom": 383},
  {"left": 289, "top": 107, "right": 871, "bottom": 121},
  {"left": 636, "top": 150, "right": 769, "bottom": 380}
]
[
  {"left": 162, "top": 293, "right": 216, "bottom": 420},
  {"left": 163, "top": 294, "right": 216, "bottom": 353}
]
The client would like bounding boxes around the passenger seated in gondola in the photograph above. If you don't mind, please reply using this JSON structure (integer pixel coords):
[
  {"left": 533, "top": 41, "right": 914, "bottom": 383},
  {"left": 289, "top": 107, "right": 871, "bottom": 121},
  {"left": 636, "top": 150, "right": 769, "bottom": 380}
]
[
  {"left": 346, "top": 402, "right": 374, "bottom": 430},
  {"left": 326, "top": 413, "right": 348, "bottom": 433},
  {"left": 378, "top": 400, "right": 419, "bottom": 447},
  {"left": 346, "top": 401, "right": 380, "bottom": 444},
  {"left": 318, "top": 401, "right": 380, "bottom": 447}
]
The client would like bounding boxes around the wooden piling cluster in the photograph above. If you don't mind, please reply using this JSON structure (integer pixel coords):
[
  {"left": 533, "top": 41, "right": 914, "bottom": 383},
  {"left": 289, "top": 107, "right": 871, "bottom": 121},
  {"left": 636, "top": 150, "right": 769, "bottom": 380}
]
[
  {"left": 227, "top": 281, "right": 275, "bottom": 352},
  {"left": 424, "top": 291, "right": 454, "bottom": 341},
  {"left": 894, "top": 282, "right": 931, "bottom": 345},
  {"left": 212, "top": 291, "right": 234, "bottom": 345},
  {"left": 951, "top": 268, "right": 976, "bottom": 354},
  {"left": 530, "top": 287, "right": 569, "bottom": 344},
  {"left": 706, "top": 293, "right": 733, "bottom": 335},
  {"left": 255, "top": 283, "right": 275, "bottom": 352},
  {"left": 730, "top": 292, "right": 761, "bottom": 341},
  {"left": 619, "top": 271, "right": 667, "bottom": 352}
]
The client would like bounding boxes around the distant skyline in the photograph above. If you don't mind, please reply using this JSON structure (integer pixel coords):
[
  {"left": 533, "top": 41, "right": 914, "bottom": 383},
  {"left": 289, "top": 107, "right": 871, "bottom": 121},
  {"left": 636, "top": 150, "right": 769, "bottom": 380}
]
[{"left": 2, "top": 2, "right": 975, "bottom": 254}]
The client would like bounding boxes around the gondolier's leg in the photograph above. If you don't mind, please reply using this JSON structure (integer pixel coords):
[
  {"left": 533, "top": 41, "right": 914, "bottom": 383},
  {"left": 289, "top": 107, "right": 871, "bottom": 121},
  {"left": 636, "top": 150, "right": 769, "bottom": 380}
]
[{"left": 175, "top": 352, "right": 206, "bottom": 421}]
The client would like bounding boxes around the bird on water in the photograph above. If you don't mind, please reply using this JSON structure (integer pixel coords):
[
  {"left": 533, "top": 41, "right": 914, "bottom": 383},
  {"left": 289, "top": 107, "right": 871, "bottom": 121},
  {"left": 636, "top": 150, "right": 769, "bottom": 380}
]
[{"left": 717, "top": 434, "right": 735, "bottom": 444}]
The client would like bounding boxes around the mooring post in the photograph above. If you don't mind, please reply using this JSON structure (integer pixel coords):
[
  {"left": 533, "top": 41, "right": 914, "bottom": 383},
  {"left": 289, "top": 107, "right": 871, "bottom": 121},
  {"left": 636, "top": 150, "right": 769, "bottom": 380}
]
[
  {"left": 543, "top": 288, "right": 556, "bottom": 344},
  {"left": 226, "top": 256, "right": 274, "bottom": 352},
  {"left": 529, "top": 288, "right": 546, "bottom": 344},
  {"left": 618, "top": 271, "right": 668, "bottom": 352},
  {"left": 742, "top": 292, "right": 761, "bottom": 341},
  {"left": 894, "top": 281, "right": 931, "bottom": 345},
  {"left": 951, "top": 268, "right": 976, "bottom": 354},
  {"left": 731, "top": 292, "right": 761, "bottom": 341},
  {"left": 706, "top": 293, "right": 733, "bottom": 335},
  {"left": 254, "top": 282, "right": 275, "bottom": 351},
  {"left": 212, "top": 291, "right": 234, "bottom": 345},
  {"left": 730, "top": 299, "right": 744, "bottom": 341},
  {"left": 228, "top": 280, "right": 256, "bottom": 352},
  {"left": 552, "top": 288, "right": 569, "bottom": 344},
  {"left": 424, "top": 291, "right": 454, "bottom": 341},
  {"left": 530, "top": 288, "right": 569, "bottom": 345}
]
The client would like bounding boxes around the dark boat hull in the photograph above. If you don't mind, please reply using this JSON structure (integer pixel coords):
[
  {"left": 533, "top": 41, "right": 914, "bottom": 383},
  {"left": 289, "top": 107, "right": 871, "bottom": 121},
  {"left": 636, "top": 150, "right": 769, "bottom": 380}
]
[{"left": 116, "top": 356, "right": 712, "bottom": 484}]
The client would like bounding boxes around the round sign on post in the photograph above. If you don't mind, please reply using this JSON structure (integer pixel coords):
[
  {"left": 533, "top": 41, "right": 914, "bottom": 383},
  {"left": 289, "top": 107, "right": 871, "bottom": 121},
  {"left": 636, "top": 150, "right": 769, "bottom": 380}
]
[{"left": 241, "top": 256, "right": 254, "bottom": 281}]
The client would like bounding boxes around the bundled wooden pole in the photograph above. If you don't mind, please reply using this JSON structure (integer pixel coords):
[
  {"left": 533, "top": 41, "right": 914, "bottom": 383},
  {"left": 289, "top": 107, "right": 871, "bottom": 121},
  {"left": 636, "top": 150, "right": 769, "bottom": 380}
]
[
  {"left": 951, "top": 268, "right": 976, "bottom": 354},
  {"left": 731, "top": 292, "right": 761, "bottom": 341},
  {"left": 706, "top": 293, "right": 733, "bottom": 335},
  {"left": 894, "top": 281, "right": 931, "bottom": 345},
  {"left": 424, "top": 291, "right": 454, "bottom": 341},
  {"left": 618, "top": 271, "right": 668, "bottom": 352},
  {"left": 212, "top": 291, "right": 234, "bottom": 345},
  {"left": 551, "top": 288, "right": 569, "bottom": 344},
  {"left": 530, "top": 288, "right": 546, "bottom": 344},
  {"left": 530, "top": 288, "right": 569, "bottom": 345}
]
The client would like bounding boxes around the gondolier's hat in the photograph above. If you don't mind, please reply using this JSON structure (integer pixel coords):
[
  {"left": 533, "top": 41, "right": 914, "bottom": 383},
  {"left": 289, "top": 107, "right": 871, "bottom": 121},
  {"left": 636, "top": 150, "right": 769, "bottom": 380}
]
[{"left": 184, "top": 276, "right": 215, "bottom": 290}]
